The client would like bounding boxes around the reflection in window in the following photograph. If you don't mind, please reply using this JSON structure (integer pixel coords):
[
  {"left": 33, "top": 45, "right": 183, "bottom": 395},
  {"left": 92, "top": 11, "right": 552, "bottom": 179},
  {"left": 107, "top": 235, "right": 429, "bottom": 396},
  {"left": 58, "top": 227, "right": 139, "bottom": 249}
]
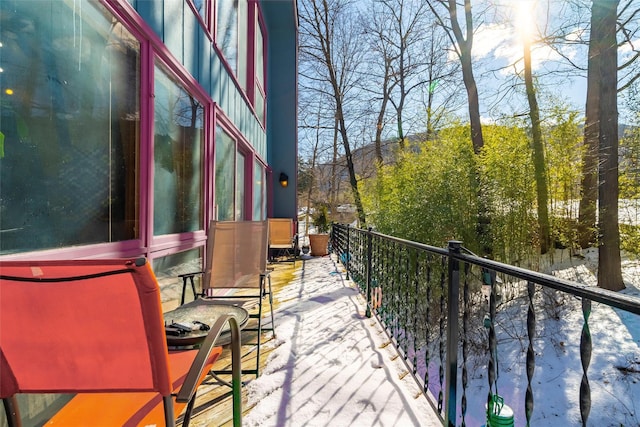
[
  {"left": 253, "top": 160, "right": 265, "bottom": 220},
  {"left": 215, "top": 126, "right": 235, "bottom": 221},
  {"left": 254, "top": 17, "right": 266, "bottom": 122},
  {"left": 192, "top": 0, "right": 209, "bottom": 26},
  {"left": 153, "top": 62, "right": 204, "bottom": 235},
  {"left": 152, "top": 248, "right": 202, "bottom": 303},
  {"left": 235, "top": 152, "right": 245, "bottom": 220},
  {"left": 0, "top": 1, "right": 140, "bottom": 254},
  {"left": 216, "top": 0, "right": 238, "bottom": 74}
]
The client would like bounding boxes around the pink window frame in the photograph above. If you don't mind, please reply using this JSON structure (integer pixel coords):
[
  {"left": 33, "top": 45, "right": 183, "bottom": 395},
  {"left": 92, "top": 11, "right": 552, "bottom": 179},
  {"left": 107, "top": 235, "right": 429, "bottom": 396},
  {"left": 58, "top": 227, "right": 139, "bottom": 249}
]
[
  {"left": 247, "top": 0, "right": 267, "bottom": 127},
  {"left": 213, "top": 109, "right": 266, "bottom": 222},
  {"left": 186, "top": 0, "right": 214, "bottom": 40}
]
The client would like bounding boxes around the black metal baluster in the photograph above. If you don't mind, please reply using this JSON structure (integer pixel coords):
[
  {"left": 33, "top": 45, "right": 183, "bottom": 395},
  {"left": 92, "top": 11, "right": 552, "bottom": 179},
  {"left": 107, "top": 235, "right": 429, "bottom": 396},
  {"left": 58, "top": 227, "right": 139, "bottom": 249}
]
[
  {"left": 580, "top": 297, "right": 592, "bottom": 426},
  {"left": 461, "top": 262, "right": 470, "bottom": 427},
  {"left": 487, "top": 269, "right": 498, "bottom": 418},
  {"left": 403, "top": 251, "right": 410, "bottom": 358},
  {"left": 526, "top": 280, "right": 536, "bottom": 426},
  {"left": 391, "top": 243, "right": 399, "bottom": 341},
  {"left": 438, "top": 255, "right": 446, "bottom": 414},
  {"left": 412, "top": 253, "right": 420, "bottom": 373},
  {"left": 424, "top": 255, "right": 432, "bottom": 394}
]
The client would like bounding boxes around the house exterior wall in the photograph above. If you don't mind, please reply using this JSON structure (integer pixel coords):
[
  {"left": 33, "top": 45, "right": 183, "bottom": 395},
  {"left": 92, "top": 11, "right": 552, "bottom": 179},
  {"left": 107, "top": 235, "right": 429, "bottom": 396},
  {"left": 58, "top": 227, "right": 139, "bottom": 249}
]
[
  {"left": 0, "top": 0, "right": 296, "bottom": 423},
  {"left": 0, "top": 0, "right": 297, "bottom": 265}
]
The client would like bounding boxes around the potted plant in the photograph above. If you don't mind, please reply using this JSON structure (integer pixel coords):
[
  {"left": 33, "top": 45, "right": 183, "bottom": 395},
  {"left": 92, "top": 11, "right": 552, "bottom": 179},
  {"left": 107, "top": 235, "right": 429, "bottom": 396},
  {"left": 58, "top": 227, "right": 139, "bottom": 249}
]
[{"left": 309, "top": 205, "right": 330, "bottom": 256}]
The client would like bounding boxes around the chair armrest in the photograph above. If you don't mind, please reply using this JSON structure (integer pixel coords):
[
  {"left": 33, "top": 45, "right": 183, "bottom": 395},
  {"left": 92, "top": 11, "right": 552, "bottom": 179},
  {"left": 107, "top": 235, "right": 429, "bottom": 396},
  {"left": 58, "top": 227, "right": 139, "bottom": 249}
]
[{"left": 178, "top": 271, "right": 204, "bottom": 279}]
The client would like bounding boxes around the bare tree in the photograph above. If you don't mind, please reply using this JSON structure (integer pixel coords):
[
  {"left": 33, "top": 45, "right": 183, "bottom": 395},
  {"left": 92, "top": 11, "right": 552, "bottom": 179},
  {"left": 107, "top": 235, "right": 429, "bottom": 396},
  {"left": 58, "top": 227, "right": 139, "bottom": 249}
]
[
  {"left": 427, "top": 0, "right": 484, "bottom": 154},
  {"left": 522, "top": 9, "right": 552, "bottom": 254},
  {"left": 427, "top": 0, "right": 491, "bottom": 254},
  {"left": 299, "top": 0, "right": 367, "bottom": 225}
]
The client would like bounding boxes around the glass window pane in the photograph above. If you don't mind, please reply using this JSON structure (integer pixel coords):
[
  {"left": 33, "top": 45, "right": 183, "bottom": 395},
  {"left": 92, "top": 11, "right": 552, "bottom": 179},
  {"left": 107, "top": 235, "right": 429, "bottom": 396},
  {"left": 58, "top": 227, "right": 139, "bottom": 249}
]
[
  {"left": 0, "top": 1, "right": 140, "bottom": 254},
  {"left": 153, "top": 62, "right": 204, "bottom": 235},
  {"left": 235, "top": 152, "right": 245, "bottom": 220},
  {"left": 216, "top": 0, "right": 238, "bottom": 74},
  {"left": 237, "top": 0, "right": 247, "bottom": 90},
  {"left": 193, "top": 0, "right": 207, "bottom": 23},
  {"left": 256, "top": 21, "right": 265, "bottom": 89},
  {"left": 215, "top": 126, "right": 235, "bottom": 221},
  {"left": 152, "top": 248, "right": 202, "bottom": 304},
  {"left": 256, "top": 91, "right": 265, "bottom": 123},
  {"left": 253, "top": 160, "right": 265, "bottom": 220}
]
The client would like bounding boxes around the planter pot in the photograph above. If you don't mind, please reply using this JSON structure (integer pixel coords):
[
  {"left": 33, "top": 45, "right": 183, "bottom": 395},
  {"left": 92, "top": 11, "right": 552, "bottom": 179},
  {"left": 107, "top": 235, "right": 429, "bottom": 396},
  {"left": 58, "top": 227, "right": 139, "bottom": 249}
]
[{"left": 308, "top": 234, "right": 329, "bottom": 256}]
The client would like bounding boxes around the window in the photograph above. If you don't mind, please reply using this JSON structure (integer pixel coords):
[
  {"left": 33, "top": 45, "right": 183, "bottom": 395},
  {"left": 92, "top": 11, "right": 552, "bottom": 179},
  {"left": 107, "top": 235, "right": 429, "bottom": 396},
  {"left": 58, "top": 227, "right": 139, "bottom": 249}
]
[
  {"left": 254, "top": 17, "right": 266, "bottom": 122},
  {"left": 253, "top": 160, "right": 266, "bottom": 220},
  {"left": 0, "top": 1, "right": 140, "bottom": 254},
  {"left": 235, "top": 152, "right": 246, "bottom": 220},
  {"left": 153, "top": 61, "right": 204, "bottom": 235},
  {"left": 215, "top": 126, "right": 236, "bottom": 220},
  {"left": 216, "top": 0, "right": 238, "bottom": 75},
  {"left": 192, "top": 0, "right": 208, "bottom": 23},
  {"left": 152, "top": 247, "right": 202, "bottom": 300}
]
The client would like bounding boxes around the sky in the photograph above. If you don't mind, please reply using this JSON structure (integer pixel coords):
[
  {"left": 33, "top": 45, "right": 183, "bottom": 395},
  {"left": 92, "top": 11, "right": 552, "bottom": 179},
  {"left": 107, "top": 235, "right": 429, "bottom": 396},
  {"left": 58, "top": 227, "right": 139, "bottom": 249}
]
[
  {"left": 449, "top": 0, "right": 640, "bottom": 122},
  {"left": 239, "top": 249, "right": 640, "bottom": 426}
]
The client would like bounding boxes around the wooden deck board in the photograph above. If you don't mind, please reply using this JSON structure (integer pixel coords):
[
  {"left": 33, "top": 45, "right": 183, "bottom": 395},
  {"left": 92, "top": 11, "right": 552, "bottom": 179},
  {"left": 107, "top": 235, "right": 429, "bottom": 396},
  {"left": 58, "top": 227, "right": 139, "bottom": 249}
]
[{"left": 184, "top": 261, "right": 296, "bottom": 426}]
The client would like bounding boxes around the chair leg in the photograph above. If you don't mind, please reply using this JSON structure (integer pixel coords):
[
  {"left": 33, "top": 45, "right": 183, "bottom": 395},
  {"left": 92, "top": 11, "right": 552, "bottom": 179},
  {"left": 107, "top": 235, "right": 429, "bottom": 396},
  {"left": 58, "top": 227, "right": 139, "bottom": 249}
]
[
  {"left": 180, "top": 276, "right": 197, "bottom": 305},
  {"left": 181, "top": 390, "right": 198, "bottom": 427},
  {"left": 3, "top": 397, "right": 21, "bottom": 427},
  {"left": 255, "top": 278, "right": 264, "bottom": 377},
  {"left": 268, "top": 275, "right": 276, "bottom": 339}
]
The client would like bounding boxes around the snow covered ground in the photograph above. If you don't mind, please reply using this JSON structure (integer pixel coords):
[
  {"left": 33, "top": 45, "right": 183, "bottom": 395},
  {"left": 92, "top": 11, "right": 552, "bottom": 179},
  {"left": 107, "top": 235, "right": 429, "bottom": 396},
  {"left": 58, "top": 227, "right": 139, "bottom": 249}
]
[
  {"left": 456, "top": 250, "right": 640, "bottom": 426},
  {"left": 242, "top": 254, "right": 442, "bottom": 427},
  {"left": 241, "top": 239, "right": 640, "bottom": 426}
]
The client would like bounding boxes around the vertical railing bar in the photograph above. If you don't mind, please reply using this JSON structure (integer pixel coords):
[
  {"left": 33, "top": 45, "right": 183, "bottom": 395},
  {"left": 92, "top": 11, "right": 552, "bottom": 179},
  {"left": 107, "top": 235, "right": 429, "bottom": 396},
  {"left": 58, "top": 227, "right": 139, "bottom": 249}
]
[
  {"left": 345, "top": 224, "right": 350, "bottom": 280},
  {"left": 413, "top": 252, "right": 419, "bottom": 373},
  {"left": 487, "top": 267, "right": 498, "bottom": 417},
  {"left": 402, "top": 248, "right": 412, "bottom": 360},
  {"left": 445, "top": 240, "right": 461, "bottom": 427},
  {"left": 366, "top": 227, "right": 373, "bottom": 318},
  {"left": 438, "top": 254, "right": 446, "bottom": 414},
  {"left": 461, "top": 261, "right": 469, "bottom": 427},
  {"left": 424, "top": 254, "right": 432, "bottom": 394},
  {"left": 580, "top": 297, "right": 592, "bottom": 426},
  {"left": 525, "top": 280, "right": 536, "bottom": 426}
]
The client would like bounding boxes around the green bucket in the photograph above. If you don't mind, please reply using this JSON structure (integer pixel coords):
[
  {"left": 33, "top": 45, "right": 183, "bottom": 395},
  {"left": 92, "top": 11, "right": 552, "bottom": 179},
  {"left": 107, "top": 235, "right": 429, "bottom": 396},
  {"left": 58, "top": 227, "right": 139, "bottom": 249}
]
[{"left": 486, "top": 394, "right": 514, "bottom": 427}]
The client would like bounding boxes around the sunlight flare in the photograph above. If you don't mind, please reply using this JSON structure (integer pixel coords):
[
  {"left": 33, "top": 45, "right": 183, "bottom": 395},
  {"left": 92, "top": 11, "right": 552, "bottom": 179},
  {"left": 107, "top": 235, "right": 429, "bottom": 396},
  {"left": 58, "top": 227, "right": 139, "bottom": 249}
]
[{"left": 515, "top": 0, "right": 536, "bottom": 44}]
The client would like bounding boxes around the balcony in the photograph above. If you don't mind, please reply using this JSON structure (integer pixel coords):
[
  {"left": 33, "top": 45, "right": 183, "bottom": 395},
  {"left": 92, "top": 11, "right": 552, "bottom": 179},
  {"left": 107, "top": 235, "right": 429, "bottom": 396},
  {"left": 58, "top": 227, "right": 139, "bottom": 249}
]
[
  {"left": 188, "top": 223, "right": 640, "bottom": 426},
  {"left": 6, "top": 223, "right": 637, "bottom": 426}
]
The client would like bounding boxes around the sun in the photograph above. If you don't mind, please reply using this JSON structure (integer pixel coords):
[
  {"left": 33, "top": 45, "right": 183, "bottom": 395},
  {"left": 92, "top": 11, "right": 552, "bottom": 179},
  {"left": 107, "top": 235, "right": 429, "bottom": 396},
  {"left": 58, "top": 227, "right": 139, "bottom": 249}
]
[{"left": 514, "top": 0, "right": 536, "bottom": 44}]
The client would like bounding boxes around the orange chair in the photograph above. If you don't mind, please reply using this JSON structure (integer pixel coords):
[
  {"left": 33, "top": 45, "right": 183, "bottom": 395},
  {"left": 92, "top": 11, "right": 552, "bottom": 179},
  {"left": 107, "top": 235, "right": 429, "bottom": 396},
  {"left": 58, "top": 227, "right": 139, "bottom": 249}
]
[
  {"left": 268, "top": 218, "right": 298, "bottom": 263},
  {"left": 179, "top": 220, "right": 274, "bottom": 377},
  {"left": 0, "top": 258, "right": 242, "bottom": 427}
]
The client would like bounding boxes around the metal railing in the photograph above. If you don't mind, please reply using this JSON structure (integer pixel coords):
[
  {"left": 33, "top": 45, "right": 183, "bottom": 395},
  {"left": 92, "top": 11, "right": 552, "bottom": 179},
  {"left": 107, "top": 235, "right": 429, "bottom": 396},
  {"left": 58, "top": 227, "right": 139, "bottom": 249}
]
[{"left": 331, "top": 223, "right": 640, "bottom": 427}]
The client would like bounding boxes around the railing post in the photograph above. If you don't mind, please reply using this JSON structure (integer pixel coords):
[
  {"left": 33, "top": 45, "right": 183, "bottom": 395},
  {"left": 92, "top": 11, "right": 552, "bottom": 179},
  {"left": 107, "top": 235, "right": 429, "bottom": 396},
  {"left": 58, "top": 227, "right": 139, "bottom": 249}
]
[
  {"left": 346, "top": 225, "right": 350, "bottom": 280},
  {"left": 365, "top": 227, "right": 373, "bottom": 318},
  {"left": 446, "top": 240, "right": 462, "bottom": 427}
]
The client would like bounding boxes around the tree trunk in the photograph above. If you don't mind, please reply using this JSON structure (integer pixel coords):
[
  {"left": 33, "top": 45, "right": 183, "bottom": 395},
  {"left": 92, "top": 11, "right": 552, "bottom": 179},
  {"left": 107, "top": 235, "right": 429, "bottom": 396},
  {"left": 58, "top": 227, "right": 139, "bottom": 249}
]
[
  {"left": 594, "top": 0, "right": 624, "bottom": 291},
  {"left": 444, "top": 0, "right": 490, "bottom": 254},
  {"left": 523, "top": 35, "right": 551, "bottom": 254},
  {"left": 578, "top": 1, "right": 601, "bottom": 249}
]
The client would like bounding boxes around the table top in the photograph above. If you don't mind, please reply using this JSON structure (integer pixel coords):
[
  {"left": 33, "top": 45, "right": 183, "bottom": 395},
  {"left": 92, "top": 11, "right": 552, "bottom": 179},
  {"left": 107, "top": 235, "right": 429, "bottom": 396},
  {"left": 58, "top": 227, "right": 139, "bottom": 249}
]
[{"left": 164, "top": 299, "right": 249, "bottom": 347}]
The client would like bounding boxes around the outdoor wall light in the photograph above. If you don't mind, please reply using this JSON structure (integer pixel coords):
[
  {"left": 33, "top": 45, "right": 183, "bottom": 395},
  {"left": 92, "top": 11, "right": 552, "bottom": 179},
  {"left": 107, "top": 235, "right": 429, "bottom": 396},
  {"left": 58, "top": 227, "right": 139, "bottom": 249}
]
[{"left": 279, "top": 172, "right": 289, "bottom": 188}]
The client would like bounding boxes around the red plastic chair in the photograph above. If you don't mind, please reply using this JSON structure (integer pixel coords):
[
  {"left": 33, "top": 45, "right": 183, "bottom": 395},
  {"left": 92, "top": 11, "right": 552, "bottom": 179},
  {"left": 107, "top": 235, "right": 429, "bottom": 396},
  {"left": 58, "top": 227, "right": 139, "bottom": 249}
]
[{"left": 0, "top": 258, "right": 241, "bottom": 427}]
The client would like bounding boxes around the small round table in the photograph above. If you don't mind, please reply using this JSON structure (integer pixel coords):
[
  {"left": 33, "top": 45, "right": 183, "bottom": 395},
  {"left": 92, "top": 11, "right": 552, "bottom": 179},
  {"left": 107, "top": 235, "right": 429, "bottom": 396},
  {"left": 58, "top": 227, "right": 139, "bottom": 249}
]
[{"left": 164, "top": 299, "right": 249, "bottom": 347}]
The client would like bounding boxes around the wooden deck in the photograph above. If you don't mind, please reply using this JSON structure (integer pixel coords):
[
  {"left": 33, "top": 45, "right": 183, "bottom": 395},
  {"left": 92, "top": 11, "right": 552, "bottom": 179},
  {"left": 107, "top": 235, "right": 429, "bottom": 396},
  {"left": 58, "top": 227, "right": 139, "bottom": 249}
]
[
  {"left": 177, "top": 256, "right": 442, "bottom": 426},
  {"left": 183, "top": 260, "right": 297, "bottom": 427}
]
